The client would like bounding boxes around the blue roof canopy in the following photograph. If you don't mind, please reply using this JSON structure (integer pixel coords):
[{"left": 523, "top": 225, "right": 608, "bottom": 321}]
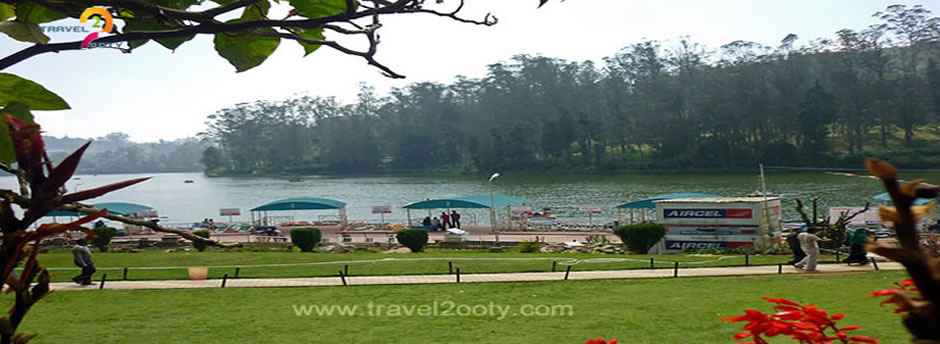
[
  {"left": 404, "top": 194, "right": 528, "bottom": 209},
  {"left": 251, "top": 197, "right": 346, "bottom": 211},
  {"left": 872, "top": 192, "right": 933, "bottom": 205},
  {"left": 45, "top": 202, "right": 154, "bottom": 217},
  {"left": 616, "top": 193, "right": 722, "bottom": 209}
]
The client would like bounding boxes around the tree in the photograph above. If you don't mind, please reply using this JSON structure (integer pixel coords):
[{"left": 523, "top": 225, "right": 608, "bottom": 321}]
[{"left": 200, "top": 146, "right": 228, "bottom": 174}]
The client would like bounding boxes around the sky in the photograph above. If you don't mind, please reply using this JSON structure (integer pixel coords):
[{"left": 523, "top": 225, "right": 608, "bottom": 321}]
[{"left": 2, "top": 0, "right": 938, "bottom": 142}]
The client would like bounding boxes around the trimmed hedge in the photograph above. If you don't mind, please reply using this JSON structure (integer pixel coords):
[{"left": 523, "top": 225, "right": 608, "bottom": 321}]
[
  {"left": 613, "top": 222, "right": 666, "bottom": 254},
  {"left": 191, "top": 230, "right": 211, "bottom": 252},
  {"left": 396, "top": 228, "right": 429, "bottom": 253},
  {"left": 290, "top": 227, "right": 322, "bottom": 252},
  {"left": 91, "top": 226, "right": 118, "bottom": 252}
]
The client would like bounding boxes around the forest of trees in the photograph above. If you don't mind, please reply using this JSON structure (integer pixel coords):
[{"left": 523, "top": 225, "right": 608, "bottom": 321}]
[
  {"left": 202, "top": 4, "right": 940, "bottom": 175},
  {"left": 46, "top": 133, "right": 206, "bottom": 174}
]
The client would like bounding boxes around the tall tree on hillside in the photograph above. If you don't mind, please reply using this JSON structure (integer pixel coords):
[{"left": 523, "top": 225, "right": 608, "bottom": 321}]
[{"left": 798, "top": 81, "right": 838, "bottom": 164}]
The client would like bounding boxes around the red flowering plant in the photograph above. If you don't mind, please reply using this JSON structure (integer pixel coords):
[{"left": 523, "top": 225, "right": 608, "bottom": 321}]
[
  {"left": 719, "top": 297, "right": 878, "bottom": 344},
  {"left": 0, "top": 114, "right": 152, "bottom": 343},
  {"left": 584, "top": 338, "right": 618, "bottom": 344},
  {"left": 869, "top": 279, "right": 919, "bottom": 314}
]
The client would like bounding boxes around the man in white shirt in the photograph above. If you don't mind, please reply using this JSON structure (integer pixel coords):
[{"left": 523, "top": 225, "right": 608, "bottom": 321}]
[{"left": 794, "top": 228, "right": 829, "bottom": 272}]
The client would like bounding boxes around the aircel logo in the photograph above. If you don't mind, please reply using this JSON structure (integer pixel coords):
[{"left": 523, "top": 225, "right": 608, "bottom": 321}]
[{"left": 663, "top": 208, "right": 753, "bottom": 219}]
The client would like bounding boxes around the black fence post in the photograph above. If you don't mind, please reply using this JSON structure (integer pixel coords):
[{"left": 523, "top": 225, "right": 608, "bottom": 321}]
[
  {"left": 339, "top": 271, "right": 347, "bottom": 286},
  {"left": 673, "top": 261, "right": 679, "bottom": 278},
  {"left": 870, "top": 258, "right": 879, "bottom": 271},
  {"left": 456, "top": 268, "right": 461, "bottom": 283},
  {"left": 99, "top": 274, "right": 107, "bottom": 289},
  {"left": 836, "top": 251, "right": 841, "bottom": 264},
  {"left": 235, "top": 268, "right": 240, "bottom": 278},
  {"left": 344, "top": 265, "right": 349, "bottom": 276},
  {"left": 745, "top": 254, "right": 750, "bottom": 266},
  {"left": 564, "top": 265, "right": 572, "bottom": 280},
  {"left": 221, "top": 273, "right": 228, "bottom": 288},
  {"left": 122, "top": 267, "right": 128, "bottom": 280},
  {"left": 778, "top": 264, "right": 782, "bottom": 274},
  {"left": 552, "top": 261, "right": 557, "bottom": 272},
  {"left": 650, "top": 257, "right": 654, "bottom": 269},
  {"left": 448, "top": 261, "right": 453, "bottom": 274}
]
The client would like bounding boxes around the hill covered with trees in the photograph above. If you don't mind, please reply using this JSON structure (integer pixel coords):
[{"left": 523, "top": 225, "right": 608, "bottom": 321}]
[{"left": 201, "top": 4, "right": 940, "bottom": 175}]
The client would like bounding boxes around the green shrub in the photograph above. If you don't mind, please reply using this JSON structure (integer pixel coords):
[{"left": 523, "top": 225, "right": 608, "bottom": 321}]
[
  {"left": 290, "top": 227, "right": 322, "bottom": 252},
  {"left": 518, "top": 240, "right": 542, "bottom": 253},
  {"left": 91, "top": 226, "right": 118, "bottom": 252},
  {"left": 613, "top": 222, "right": 666, "bottom": 254},
  {"left": 191, "top": 230, "right": 211, "bottom": 252},
  {"left": 396, "top": 228, "right": 429, "bottom": 252}
]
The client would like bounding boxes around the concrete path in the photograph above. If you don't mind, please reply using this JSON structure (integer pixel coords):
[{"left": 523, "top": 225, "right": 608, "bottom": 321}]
[{"left": 49, "top": 262, "right": 903, "bottom": 291}]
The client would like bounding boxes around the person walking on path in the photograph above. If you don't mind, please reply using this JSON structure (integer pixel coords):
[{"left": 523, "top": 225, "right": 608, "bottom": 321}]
[
  {"left": 794, "top": 227, "right": 829, "bottom": 272},
  {"left": 845, "top": 227, "right": 870, "bottom": 265},
  {"left": 71, "top": 240, "right": 96, "bottom": 285},
  {"left": 786, "top": 225, "right": 806, "bottom": 265},
  {"left": 451, "top": 211, "right": 461, "bottom": 229},
  {"left": 440, "top": 212, "right": 450, "bottom": 230}
]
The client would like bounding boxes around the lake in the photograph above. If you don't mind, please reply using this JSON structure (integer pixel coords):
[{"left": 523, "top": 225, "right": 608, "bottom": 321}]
[{"left": 4, "top": 170, "right": 934, "bottom": 226}]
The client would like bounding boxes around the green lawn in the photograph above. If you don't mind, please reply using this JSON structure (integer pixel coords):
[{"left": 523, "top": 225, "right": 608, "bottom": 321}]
[
  {"left": 35, "top": 249, "right": 838, "bottom": 282},
  {"left": 9, "top": 270, "right": 911, "bottom": 343}
]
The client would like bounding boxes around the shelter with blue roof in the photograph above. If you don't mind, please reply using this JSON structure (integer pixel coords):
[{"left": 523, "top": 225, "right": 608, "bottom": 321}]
[
  {"left": 402, "top": 194, "right": 528, "bottom": 232},
  {"left": 250, "top": 197, "right": 348, "bottom": 227}
]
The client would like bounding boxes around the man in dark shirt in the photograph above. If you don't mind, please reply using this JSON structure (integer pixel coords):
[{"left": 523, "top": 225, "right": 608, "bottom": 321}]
[
  {"left": 786, "top": 226, "right": 806, "bottom": 265},
  {"left": 71, "top": 240, "right": 96, "bottom": 285}
]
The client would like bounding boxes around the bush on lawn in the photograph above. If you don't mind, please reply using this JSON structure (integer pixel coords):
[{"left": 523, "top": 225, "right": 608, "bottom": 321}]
[
  {"left": 518, "top": 239, "right": 542, "bottom": 253},
  {"left": 396, "top": 228, "right": 429, "bottom": 252},
  {"left": 191, "top": 230, "right": 211, "bottom": 252},
  {"left": 613, "top": 222, "right": 666, "bottom": 254},
  {"left": 91, "top": 226, "right": 118, "bottom": 252},
  {"left": 290, "top": 227, "right": 322, "bottom": 252}
]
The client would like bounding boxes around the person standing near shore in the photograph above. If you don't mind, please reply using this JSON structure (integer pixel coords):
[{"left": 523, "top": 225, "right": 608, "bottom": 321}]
[
  {"left": 451, "top": 211, "right": 461, "bottom": 229},
  {"left": 441, "top": 212, "right": 450, "bottom": 230},
  {"left": 71, "top": 240, "right": 96, "bottom": 285}
]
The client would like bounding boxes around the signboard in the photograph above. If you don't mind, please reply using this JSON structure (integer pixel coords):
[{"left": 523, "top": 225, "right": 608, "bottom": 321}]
[
  {"left": 662, "top": 208, "right": 753, "bottom": 219},
  {"left": 136, "top": 209, "right": 158, "bottom": 218},
  {"left": 578, "top": 206, "right": 602, "bottom": 215},
  {"left": 510, "top": 205, "right": 533, "bottom": 216},
  {"left": 665, "top": 240, "right": 755, "bottom": 250},
  {"left": 219, "top": 208, "right": 241, "bottom": 216},
  {"left": 372, "top": 206, "right": 392, "bottom": 214},
  {"left": 665, "top": 225, "right": 760, "bottom": 236}
]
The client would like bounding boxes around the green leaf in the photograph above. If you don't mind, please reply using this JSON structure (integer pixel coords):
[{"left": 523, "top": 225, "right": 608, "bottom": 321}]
[
  {"left": 123, "top": 18, "right": 193, "bottom": 50},
  {"left": 152, "top": 0, "right": 200, "bottom": 11},
  {"left": 0, "top": 102, "right": 34, "bottom": 164},
  {"left": 241, "top": 0, "right": 271, "bottom": 20},
  {"left": 0, "top": 21, "right": 49, "bottom": 44},
  {"left": 296, "top": 27, "right": 324, "bottom": 56},
  {"left": 289, "top": 0, "right": 353, "bottom": 19},
  {"left": 213, "top": 21, "right": 281, "bottom": 72},
  {"left": 14, "top": 2, "right": 67, "bottom": 24},
  {"left": 1, "top": 102, "right": 34, "bottom": 122},
  {"left": 0, "top": 73, "right": 70, "bottom": 110},
  {"left": 0, "top": 4, "right": 15, "bottom": 21}
]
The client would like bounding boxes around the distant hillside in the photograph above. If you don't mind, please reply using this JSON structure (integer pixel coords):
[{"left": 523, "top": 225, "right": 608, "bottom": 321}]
[{"left": 45, "top": 133, "right": 207, "bottom": 174}]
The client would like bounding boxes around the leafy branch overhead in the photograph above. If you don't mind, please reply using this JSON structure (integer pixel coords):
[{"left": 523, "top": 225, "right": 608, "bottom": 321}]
[{"left": 0, "top": 0, "right": 560, "bottom": 77}]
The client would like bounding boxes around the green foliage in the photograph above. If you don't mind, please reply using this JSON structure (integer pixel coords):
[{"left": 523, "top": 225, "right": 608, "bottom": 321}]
[
  {"left": 122, "top": 17, "right": 194, "bottom": 50},
  {"left": 191, "top": 230, "right": 211, "bottom": 252},
  {"left": 289, "top": 227, "right": 321, "bottom": 252},
  {"left": 0, "top": 4, "right": 14, "bottom": 21},
  {"left": 0, "top": 73, "right": 69, "bottom": 111},
  {"left": 0, "top": 21, "right": 48, "bottom": 44},
  {"left": 14, "top": 3, "right": 67, "bottom": 24},
  {"left": 613, "top": 223, "right": 666, "bottom": 254},
  {"left": 517, "top": 239, "right": 542, "bottom": 253},
  {"left": 396, "top": 228, "right": 429, "bottom": 253},
  {"left": 297, "top": 28, "right": 325, "bottom": 56},
  {"left": 289, "top": 0, "right": 351, "bottom": 19},
  {"left": 91, "top": 226, "right": 118, "bottom": 252},
  {"left": 213, "top": 20, "right": 281, "bottom": 72}
]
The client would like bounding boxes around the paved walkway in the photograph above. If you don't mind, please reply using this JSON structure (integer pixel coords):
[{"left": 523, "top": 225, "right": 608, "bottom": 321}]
[{"left": 49, "top": 262, "right": 903, "bottom": 291}]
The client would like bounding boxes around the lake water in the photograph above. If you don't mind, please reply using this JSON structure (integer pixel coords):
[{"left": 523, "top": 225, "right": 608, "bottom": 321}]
[{"left": 4, "top": 170, "right": 934, "bottom": 226}]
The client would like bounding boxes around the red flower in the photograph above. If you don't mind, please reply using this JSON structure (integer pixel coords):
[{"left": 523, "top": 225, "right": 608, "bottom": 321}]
[
  {"left": 720, "top": 297, "right": 877, "bottom": 344},
  {"left": 584, "top": 338, "right": 617, "bottom": 344}
]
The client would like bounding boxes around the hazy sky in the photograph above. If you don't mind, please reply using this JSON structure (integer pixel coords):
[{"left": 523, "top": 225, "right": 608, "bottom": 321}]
[{"left": 2, "top": 0, "right": 937, "bottom": 142}]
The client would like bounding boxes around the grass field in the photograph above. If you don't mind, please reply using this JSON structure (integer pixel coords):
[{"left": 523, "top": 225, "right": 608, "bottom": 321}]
[
  {"left": 8, "top": 270, "right": 911, "bottom": 343},
  {"left": 34, "top": 249, "right": 841, "bottom": 282}
]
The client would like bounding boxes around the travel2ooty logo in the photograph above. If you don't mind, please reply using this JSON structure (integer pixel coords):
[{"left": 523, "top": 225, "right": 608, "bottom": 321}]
[{"left": 39, "top": 7, "right": 114, "bottom": 49}]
